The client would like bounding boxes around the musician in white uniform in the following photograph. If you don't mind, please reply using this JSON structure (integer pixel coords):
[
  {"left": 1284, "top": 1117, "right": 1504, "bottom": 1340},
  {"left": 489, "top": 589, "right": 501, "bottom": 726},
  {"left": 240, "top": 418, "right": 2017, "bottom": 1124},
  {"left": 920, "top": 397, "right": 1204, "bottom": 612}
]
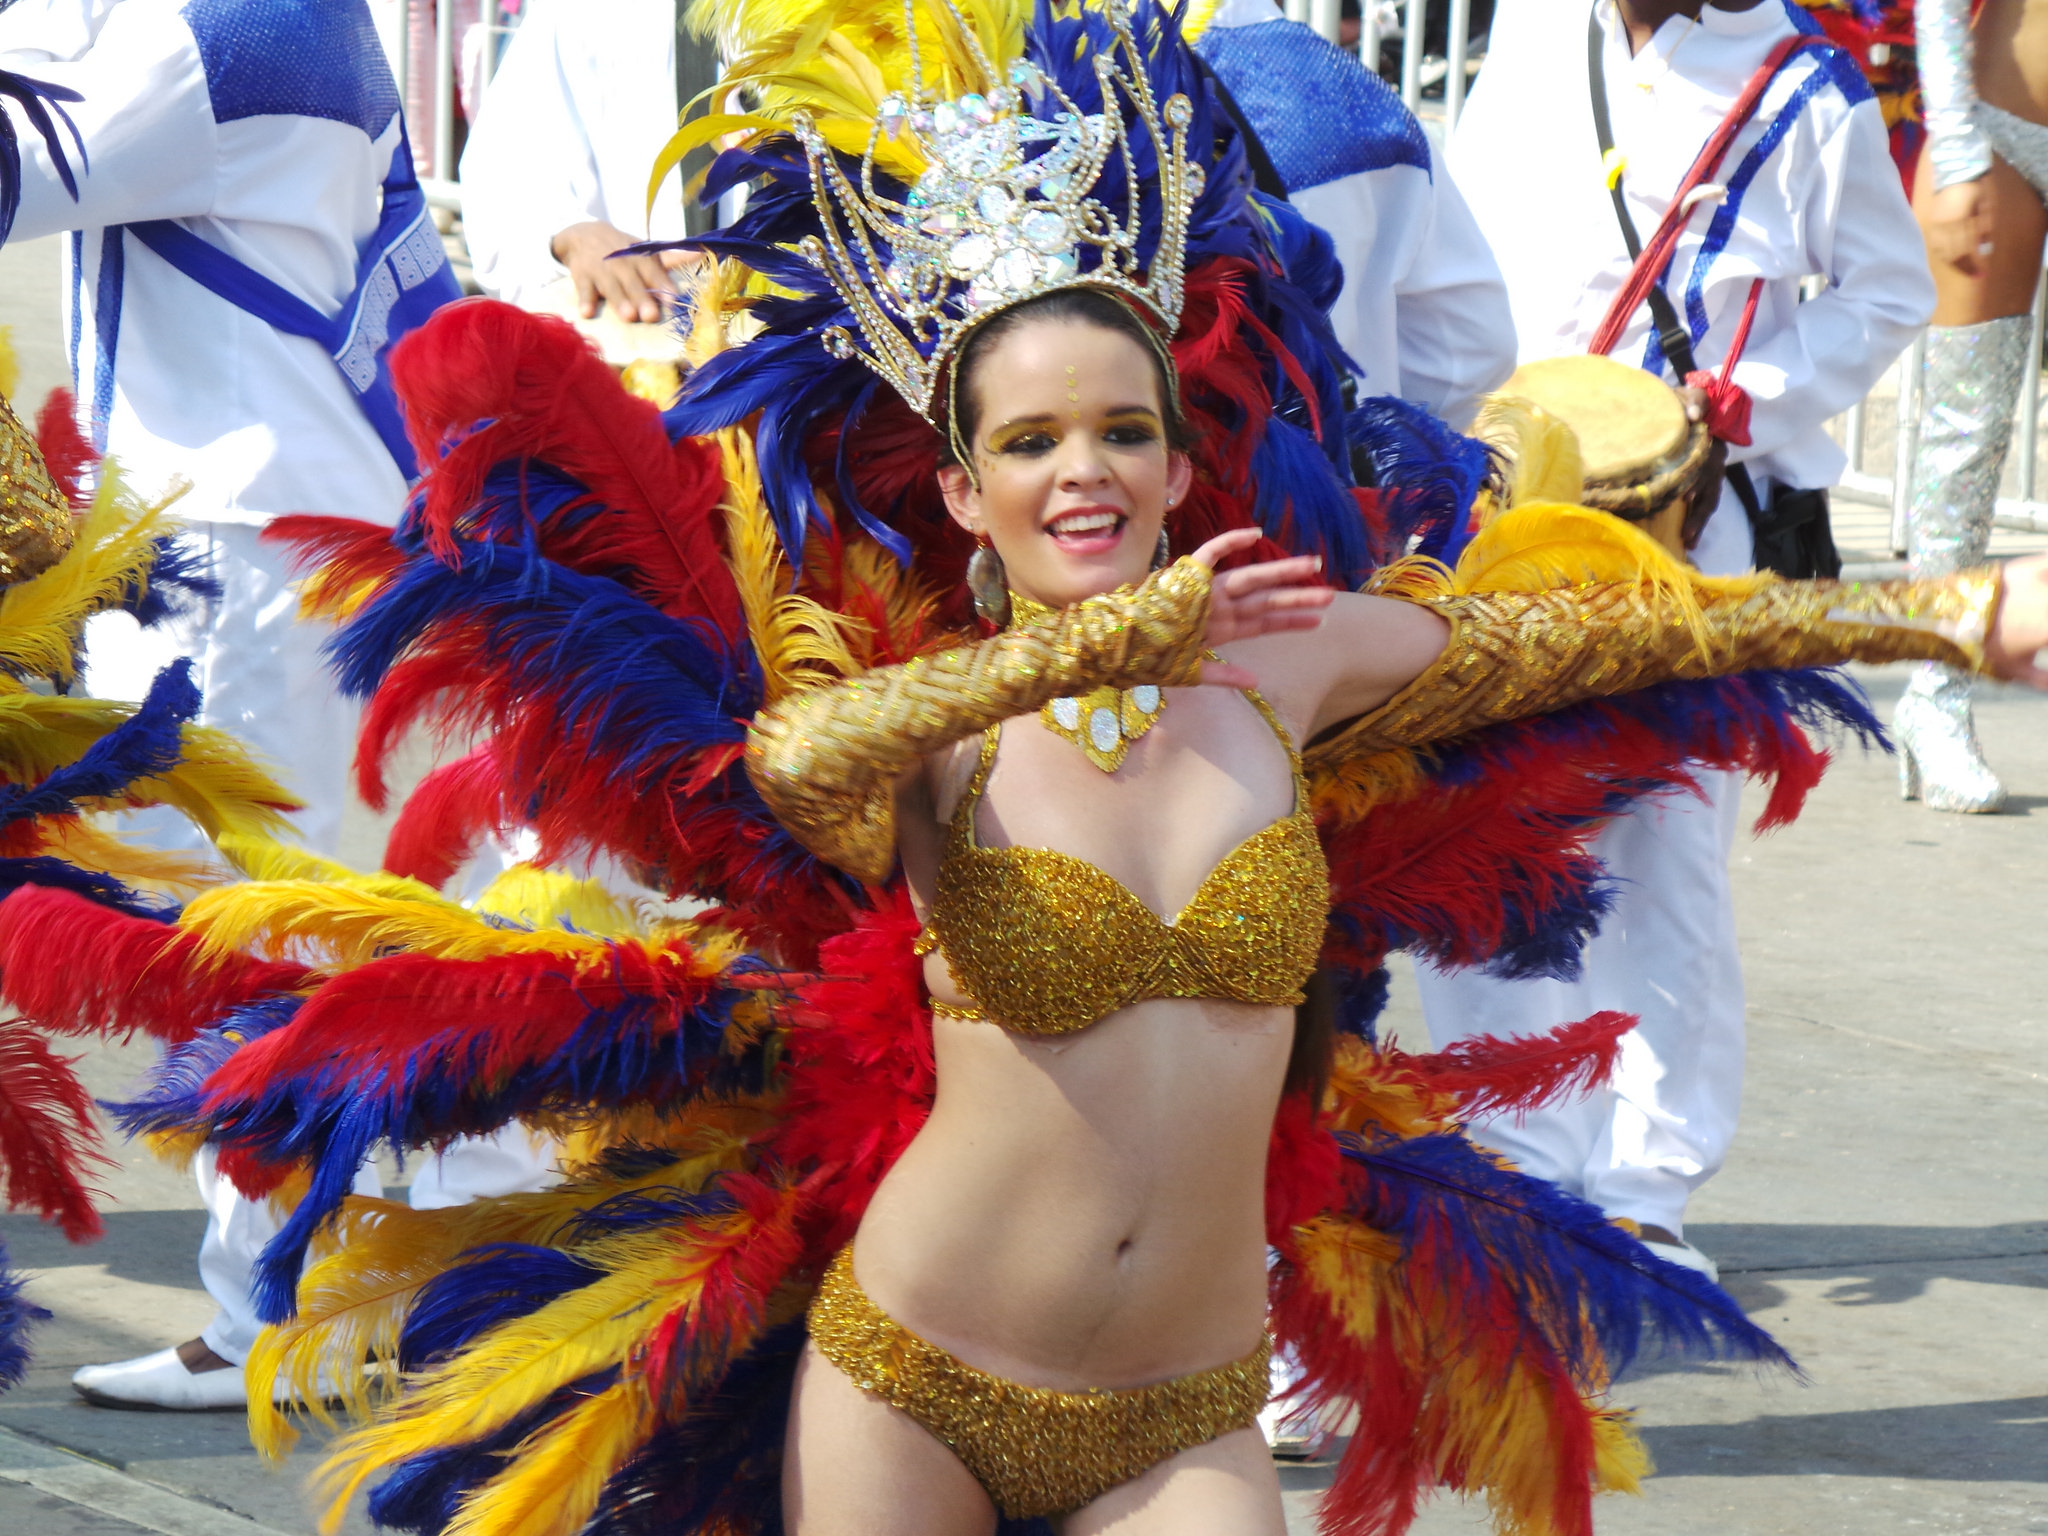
[
  {"left": 1194, "top": 0, "right": 1516, "bottom": 426},
  {"left": 1415, "top": 0, "right": 1932, "bottom": 1275},
  {"left": 458, "top": 0, "right": 706, "bottom": 323},
  {"left": 0, "top": 0, "right": 555, "bottom": 1410}
]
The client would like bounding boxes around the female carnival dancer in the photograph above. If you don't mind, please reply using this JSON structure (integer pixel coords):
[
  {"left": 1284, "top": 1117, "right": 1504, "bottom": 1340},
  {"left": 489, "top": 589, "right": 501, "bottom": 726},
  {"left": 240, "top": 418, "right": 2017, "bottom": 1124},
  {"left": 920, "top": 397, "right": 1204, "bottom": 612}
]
[
  {"left": 18, "top": 0, "right": 2048, "bottom": 1530},
  {"left": 1899, "top": 0, "right": 2048, "bottom": 809}
]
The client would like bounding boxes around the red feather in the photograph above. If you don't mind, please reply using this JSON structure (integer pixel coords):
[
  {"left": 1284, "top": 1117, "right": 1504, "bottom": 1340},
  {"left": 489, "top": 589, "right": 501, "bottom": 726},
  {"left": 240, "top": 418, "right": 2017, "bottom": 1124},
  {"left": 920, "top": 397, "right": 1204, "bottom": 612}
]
[
  {"left": 261, "top": 514, "right": 407, "bottom": 598},
  {"left": 198, "top": 943, "right": 729, "bottom": 1124},
  {"left": 388, "top": 300, "right": 740, "bottom": 636},
  {"left": 769, "top": 892, "right": 934, "bottom": 1254},
  {"left": 1408, "top": 1011, "right": 1636, "bottom": 1122},
  {"left": 380, "top": 745, "right": 508, "bottom": 889},
  {"left": 0, "top": 888, "right": 312, "bottom": 1044},
  {"left": 0, "top": 1015, "right": 109, "bottom": 1241},
  {"left": 1321, "top": 692, "right": 1831, "bottom": 979},
  {"left": 32, "top": 389, "right": 92, "bottom": 508}
]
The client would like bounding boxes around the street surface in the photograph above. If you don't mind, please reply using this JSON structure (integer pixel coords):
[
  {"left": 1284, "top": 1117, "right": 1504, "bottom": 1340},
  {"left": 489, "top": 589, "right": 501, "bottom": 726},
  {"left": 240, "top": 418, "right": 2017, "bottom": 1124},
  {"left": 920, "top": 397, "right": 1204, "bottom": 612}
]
[{"left": 2, "top": 234, "right": 2044, "bottom": 1535}]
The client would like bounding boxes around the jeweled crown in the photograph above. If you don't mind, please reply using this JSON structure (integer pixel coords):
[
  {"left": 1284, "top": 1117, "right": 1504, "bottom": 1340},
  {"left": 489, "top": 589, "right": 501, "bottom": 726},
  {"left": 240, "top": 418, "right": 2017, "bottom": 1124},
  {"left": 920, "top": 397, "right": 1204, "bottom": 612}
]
[{"left": 790, "top": 0, "right": 1203, "bottom": 426}]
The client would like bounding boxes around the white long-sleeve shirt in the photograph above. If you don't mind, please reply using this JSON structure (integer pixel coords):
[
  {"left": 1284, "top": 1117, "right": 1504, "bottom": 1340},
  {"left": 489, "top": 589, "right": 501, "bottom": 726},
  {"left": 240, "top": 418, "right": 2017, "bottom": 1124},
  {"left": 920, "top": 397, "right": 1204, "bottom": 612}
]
[
  {"left": 0, "top": 0, "right": 410, "bottom": 527},
  {"left": 457, "top": 0, "right": 688, "bottom": 308},
  {"left": 1450, "top": 0, "right": 1932, "bottom": 565},
  {"left": 1197, "top": 0, "right": 1516, "bottom": 427}
]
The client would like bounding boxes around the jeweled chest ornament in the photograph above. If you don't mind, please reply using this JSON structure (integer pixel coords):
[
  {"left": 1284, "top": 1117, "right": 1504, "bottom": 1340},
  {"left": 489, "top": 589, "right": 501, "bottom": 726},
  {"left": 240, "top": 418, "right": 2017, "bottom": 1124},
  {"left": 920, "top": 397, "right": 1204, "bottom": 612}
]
[
  {"left": 788, "top": 0, "right": 1201, "bottom": 434},
  {"left": 1009, "top": 592, "right": 1164, "bottom": 772}
]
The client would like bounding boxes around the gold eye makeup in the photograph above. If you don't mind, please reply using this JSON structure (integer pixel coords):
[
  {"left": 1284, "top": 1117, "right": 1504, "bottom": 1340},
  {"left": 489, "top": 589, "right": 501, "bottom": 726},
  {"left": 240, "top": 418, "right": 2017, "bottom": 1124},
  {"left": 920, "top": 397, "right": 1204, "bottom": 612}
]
[{"left": 985, "top": 415, "right": 1059, "bottom": 455}]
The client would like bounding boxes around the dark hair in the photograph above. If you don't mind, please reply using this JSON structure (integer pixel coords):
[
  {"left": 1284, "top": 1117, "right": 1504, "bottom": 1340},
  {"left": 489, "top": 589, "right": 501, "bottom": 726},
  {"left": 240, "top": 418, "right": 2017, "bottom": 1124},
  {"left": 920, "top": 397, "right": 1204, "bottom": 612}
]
[
  {"left": 945, "top": 287, "right": 1194, "bottom": 460},
  {"left": 1286, "top": 968, "right": 1336, "bottom": 1105}
]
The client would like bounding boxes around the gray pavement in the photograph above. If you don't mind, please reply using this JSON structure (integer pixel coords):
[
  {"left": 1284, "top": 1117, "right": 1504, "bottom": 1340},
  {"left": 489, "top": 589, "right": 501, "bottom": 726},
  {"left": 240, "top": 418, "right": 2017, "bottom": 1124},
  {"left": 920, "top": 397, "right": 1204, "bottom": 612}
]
[{"left": 2, "top": 238, "right": 2046, "bottom": 1534}]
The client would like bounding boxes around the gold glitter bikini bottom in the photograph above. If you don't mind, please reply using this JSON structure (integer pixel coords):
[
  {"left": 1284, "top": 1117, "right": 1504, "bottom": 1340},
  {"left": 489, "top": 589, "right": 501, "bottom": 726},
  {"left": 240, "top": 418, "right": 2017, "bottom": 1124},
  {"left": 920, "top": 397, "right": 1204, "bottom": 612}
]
[{"left": 805, "top": 1246, "right": 1272, "bottom": 1518}]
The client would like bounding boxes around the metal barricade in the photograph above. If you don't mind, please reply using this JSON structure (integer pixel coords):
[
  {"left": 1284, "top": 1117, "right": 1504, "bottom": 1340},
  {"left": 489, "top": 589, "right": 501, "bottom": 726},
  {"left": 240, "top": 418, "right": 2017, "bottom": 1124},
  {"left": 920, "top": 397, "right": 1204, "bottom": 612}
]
[
  {"left": 1831, "top": 267, "right": 2048, "bottom": 554},
  {"left": 384, "top": 0, "right": 522, "bottom": 213},
  {"left": 1289, "top": 0, "right": 1477, "bottom": 128}
]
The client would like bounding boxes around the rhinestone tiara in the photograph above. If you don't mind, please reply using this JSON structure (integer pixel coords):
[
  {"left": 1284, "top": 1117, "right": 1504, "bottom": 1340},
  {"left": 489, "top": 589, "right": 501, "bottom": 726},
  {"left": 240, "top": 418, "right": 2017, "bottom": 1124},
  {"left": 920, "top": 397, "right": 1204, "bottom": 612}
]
[{"left": 789, "top": 0, "right": 1203, "bottom": 428}]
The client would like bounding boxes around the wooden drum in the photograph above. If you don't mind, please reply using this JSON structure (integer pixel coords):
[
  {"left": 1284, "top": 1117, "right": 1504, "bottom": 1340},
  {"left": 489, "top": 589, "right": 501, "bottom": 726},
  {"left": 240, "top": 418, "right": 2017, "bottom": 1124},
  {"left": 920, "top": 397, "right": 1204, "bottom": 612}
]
[{"left": 1496, "top": 354, "right": 1714, "bottom": 557}]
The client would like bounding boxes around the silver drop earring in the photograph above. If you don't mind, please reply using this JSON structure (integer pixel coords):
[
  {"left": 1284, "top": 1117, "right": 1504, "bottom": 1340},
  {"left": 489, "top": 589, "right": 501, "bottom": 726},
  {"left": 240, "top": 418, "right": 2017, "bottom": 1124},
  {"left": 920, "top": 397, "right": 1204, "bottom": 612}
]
[
  {"left": 967, "top": 539, "right": 1010, "bottom": 626},
  {"left": 1153, "top": 525, "right": 1171, "bottom": 570}
]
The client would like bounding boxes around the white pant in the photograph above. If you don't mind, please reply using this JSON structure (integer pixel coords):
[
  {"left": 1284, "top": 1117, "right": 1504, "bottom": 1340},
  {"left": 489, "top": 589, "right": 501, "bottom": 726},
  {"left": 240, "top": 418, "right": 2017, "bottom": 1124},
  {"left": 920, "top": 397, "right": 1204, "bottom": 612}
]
[
  {"left": 83, "top": 520, "right": 360, "bottom": 857},
  {"left": 1411, "top": 771, "right": 1746, "bottom": 1237},
  {"left": 195, "top": 1130, "right": 559, "bottom": 1365}
]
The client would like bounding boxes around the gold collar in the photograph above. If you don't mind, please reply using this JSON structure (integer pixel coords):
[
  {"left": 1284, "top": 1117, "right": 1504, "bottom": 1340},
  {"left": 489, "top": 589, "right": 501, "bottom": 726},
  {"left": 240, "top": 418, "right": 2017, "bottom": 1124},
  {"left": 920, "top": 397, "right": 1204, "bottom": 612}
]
[{"left": 1008, "top": 591, "right": 1165, "bottom": 772}]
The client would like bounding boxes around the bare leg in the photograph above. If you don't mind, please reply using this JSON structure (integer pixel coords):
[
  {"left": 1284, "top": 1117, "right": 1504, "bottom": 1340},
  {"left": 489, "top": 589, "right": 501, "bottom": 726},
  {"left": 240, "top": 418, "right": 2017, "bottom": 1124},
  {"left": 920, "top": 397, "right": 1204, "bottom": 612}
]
[
  {"left": 1901, "top": 151, "right": 2048, "bottom": 812},
  {"left": 1061, "top": 1427, "right": 1286, "bottom": 1536},
  {"left": 782, "top": 1342, "right": 999, "bottom": 1536}
]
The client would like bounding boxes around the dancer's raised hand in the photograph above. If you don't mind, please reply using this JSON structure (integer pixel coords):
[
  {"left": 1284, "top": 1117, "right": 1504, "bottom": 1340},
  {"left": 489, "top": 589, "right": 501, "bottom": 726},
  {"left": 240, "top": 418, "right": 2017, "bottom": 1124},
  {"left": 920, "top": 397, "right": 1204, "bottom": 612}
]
[{"left": 1187, "top": 528, "right": 1333, "bottom": 689}]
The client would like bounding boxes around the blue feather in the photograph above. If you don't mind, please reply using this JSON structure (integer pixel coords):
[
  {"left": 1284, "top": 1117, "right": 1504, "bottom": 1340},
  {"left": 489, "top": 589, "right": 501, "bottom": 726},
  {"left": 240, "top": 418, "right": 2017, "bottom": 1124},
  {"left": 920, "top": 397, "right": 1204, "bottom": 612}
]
[
  {"left": 583, "top": 1317, "right": 807, "bottom": 1536},
  {"left": 0, "top": 857, "right": 177, "bottom": 921},
  {"left": 367, "top": 1368, "right": 622, "bottom": 1534},
  {"left": 0, "top": 659, "right": 198, "bottom": 829},
  {"left": 399, "top": 1245, "right": 609, "bottom": 1371},
  {"left": 121, "top": 538, "right": 222, "bottom": 630},
  {"left": 1338, "top": 1129, "right": 1795, "bottom": 1377},
  {"left": 0, "top": 67, "right": 84, "bottom": 246},
  {"left": 1348, "top": 396, "right": 1495, "bottom": 567},
  {"left": 0, "top": 1237, "right": 50, "bottom": 1391}
]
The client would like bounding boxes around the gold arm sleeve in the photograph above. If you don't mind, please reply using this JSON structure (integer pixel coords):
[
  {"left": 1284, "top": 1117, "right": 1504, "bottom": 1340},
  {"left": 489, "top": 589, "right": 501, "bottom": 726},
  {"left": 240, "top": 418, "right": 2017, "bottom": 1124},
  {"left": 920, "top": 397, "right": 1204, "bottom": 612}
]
[
  {"left": 1306, "top": 569, "right": 2003, "bottom": 766},
  {"left": 745, "top": 557, "right": 1214, "bottom": 881}
]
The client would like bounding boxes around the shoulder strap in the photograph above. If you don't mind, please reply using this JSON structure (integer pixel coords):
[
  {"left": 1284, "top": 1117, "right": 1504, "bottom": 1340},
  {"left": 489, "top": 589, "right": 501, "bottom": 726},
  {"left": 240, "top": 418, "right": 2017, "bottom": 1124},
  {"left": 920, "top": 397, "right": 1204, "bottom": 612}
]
[
  {"left": 125, "top": 219, "right": 341, "bottom": 347},
  {"left": 958, "top": 724, "right": 1001, "bottom": 817},
  {"left": 1585, "top": 11, "right": 1822, "bottom": 365},
  {"left": 1192, "top": 54, "right": 1290, "bottom": 201},
  {"left": 675, "top": 0, "right": 723, "bottom": 236}
]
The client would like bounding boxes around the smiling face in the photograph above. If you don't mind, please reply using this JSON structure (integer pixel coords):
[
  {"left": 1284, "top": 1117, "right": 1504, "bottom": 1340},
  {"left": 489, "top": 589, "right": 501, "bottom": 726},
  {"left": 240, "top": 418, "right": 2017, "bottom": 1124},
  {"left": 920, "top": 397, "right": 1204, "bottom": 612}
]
[{"left": 938, "top": 316, "right": 1193, "bottom": 612}]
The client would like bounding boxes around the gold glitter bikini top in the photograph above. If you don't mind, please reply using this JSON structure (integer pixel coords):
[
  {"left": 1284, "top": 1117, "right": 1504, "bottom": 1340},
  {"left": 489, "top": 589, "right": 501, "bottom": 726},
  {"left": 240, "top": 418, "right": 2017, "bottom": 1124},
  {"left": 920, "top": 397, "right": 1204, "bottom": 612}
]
[{"left": 917, "top": 689, "right": 1330, "bottom": 1036}]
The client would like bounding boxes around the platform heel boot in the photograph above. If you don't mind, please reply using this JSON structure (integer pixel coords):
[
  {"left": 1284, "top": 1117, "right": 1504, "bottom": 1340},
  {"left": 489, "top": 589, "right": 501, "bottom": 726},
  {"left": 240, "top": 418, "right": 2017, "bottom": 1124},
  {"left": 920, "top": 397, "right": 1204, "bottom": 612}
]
[{"left": 1895, "top": 317, "right": 2029, "bottom": 813}]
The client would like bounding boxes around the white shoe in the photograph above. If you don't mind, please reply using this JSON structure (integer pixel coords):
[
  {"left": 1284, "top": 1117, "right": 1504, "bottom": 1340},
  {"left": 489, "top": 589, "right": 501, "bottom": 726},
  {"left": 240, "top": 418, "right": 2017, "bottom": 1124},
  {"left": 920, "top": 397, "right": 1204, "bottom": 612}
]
[
  {"left": 72, "top": 1347, "right": 247, "bottom": 1411},
  {"left": 1641, "top": 1238, "right": 1720, "bottom": 1283}
]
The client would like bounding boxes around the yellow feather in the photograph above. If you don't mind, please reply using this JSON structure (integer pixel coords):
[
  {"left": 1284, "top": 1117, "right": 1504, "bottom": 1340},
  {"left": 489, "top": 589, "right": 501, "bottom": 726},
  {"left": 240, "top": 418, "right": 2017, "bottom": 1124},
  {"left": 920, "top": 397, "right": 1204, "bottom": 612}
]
[
  {"left": 1470, "top": 395, "right": 1587, "bottom": 516},
  {"left": 444, "top": 1376, "right": 656, "bottom": 1536},
  {"left": 246, "top": 1194, "right": 420, "bottom": 1459},
  {"left": 1590, "top": 1408, "right": 1649, "bottom": 1495},
  {"left": 36, "top": 818, "right": 226, "bottom": 896},
  {"left": 717, "top": 427, "right": 866, "bottom": 702},
  {"left": 312, "top": 1226, "right": 723, "bottom": 1525},
  {"left": 248, "top": 1126, "right": 762, "bottom": 1461},
  {"left": 212, "top": 833, "right": 460, "bottom": 910},
  {"left": 177, "top": 881, "right": 618, "bottom": 971},
  {"left": 1307, "top": 741, "right": 1429, "bottom": 828},
  {"left": 470, "top": 863, "right": 644, "bottom": 936},
  {"left": 0, "top": 467, "right": 177, "bottom": 686},
  {"left": 0, "top": 694, "right": 297, "bottom": 839},
  {"left": 1362, "top": 553, "right": 1455, "bottom": 604},
  {"left": 672, "top": 0, "right": 1026, "bottom": 192},
  {"left": 0, "top": 327, "right": 18, "bottom": 401},
  {"left": 1452, "top": 503, "right": 1774, "bottom": 658},
  {"left": 1323, "top": 1035, "right": 1461, "bottom": 1139},
  {"left": 136, "top": 726, "right": 302, "bottom": 841}
]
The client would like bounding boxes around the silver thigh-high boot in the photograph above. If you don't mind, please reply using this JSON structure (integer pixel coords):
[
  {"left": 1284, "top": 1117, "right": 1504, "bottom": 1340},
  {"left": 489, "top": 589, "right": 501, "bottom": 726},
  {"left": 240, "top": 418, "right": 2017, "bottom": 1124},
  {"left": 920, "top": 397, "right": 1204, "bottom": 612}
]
[{"left": 1896, "top": 316, "right": 2029, "bottom": 813}]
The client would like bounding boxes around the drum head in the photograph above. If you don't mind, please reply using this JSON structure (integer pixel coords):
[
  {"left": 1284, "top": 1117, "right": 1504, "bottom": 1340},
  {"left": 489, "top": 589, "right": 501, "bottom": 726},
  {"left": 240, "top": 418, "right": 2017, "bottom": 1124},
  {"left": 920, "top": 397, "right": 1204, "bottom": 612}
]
[{"left": 1499, "top": 355, "right": 1688, "bottom": 485}]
